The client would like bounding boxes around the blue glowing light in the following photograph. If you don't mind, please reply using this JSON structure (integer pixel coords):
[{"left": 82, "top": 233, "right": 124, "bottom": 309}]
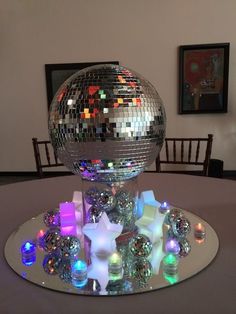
[
  {"left": 72, "top": 278, "right": 88, "bottom": 288},
  {"left": 21, "top": 241, "right": 35, "bottom": 254},
  {"left": 22, "top": 256, "right": 36, "bottom": 266},
  {"left": 71, "top": 260, "right": 88, "bottom": 288},
  {"left": 72, "top": 260, "right": 87, "bottom": 272},
  {"left": 159, "top": 201, "right": 170, "bottom": 213},
  {"left": 21, "top": 241, "right": 36, "bottom": 266}
]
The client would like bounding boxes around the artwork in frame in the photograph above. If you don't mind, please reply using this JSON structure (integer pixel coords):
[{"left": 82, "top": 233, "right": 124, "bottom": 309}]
[
  {"left": 179, "top": 43, "right": 230, "bottom": 114},
  {"left": 45, "top": 61, "right": 119, "bottom": 108}
]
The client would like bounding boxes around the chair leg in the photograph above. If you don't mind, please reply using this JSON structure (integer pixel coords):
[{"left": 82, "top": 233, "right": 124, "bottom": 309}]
[{"left": 156, "top": 155, "right": 161, "bottom": 173}]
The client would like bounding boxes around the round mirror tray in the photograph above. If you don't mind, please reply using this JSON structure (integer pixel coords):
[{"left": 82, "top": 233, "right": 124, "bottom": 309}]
[{"left": 4, "top": 209, "right": 219, "bottom": 296}]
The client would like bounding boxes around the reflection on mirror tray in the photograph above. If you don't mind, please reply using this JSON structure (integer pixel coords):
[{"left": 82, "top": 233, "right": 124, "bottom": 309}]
[{"left": 4, "top": 191, "right": 219, "bottom": 296}]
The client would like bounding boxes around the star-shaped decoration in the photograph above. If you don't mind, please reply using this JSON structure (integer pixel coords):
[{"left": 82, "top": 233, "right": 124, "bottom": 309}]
[
  {"left": 136, "top": 193, "right": 165, "bottom": 243},
  {"left": 87, "top": 256, "right": 109, "bottom": 295},
  {"left": 148, "top": 239, "right": 165, "bottom": 275},
  {"left": 137, "top": 190, "right": 161, "bottom": 218},
  {"left": 82, "top": 212, "right": 123, "bottom": 256}
]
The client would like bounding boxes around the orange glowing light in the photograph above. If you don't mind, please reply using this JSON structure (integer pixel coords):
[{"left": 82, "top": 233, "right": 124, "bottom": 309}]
[
  {"left": 195, "top": 238, "right": 205, "bottom": 244},
  {"left": 195, "top": 223, "right": 205, "bottom": 232},
  {"left": 37, "top": 229, "right": 45, "bottom": 240}
]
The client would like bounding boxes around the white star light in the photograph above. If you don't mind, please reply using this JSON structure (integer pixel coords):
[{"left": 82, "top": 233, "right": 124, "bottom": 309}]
[
  {"left": 148, "top": 239, "right": 165, "bottom": 275},
  {"left": 82, "top": 212, "right": 123, "bottom": 256},
  {"left": 88, "top": 256, "right": 109, "bottom": 295}
]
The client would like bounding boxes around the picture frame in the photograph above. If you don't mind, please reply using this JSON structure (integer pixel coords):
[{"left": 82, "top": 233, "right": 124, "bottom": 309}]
[
  {"left": 45, "top": 61, "right": 119, "bottom": 108},
  {"left": 179, "top": 43, "right": 230, "bottom": 114}
]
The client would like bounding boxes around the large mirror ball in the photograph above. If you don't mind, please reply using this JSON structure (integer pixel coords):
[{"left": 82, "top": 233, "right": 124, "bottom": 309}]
[{"left": 48, "top": 64, "right": 166, "bottom": 182}]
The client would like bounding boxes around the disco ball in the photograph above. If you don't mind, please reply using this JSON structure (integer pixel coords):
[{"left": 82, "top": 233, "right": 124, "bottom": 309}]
[{"left": 49, "top": 64, "right": 166, "bottom": 182}]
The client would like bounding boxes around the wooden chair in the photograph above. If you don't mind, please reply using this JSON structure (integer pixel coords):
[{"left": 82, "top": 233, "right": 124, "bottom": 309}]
[
  {"left": 155, "top": 134, "right": 213, "bottom": 176},
  {"left": 32, "top": 138, "right": 64, "bottom": 177}
]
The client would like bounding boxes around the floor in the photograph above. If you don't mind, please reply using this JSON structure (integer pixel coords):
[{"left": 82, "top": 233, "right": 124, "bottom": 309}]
[{"left": 0, "top": 176, "right": 37, "bottom": 186}]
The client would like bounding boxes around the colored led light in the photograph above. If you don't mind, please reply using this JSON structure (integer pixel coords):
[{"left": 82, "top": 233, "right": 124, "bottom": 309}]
[
  {"left": 72, "top": 260, "right": 88, "bottom": 288},
  {"left": 21, "top": 241, "right": 35, "bottom": 254},
  {"left": 21, "top": 241, "right": 36, "bottom": 266},
  {"left": 163, "top": 253, "right": 178, "bottom": 265},
  {"left": 163, "top": 272, "right": 179, "bottom": 285},
  {"left": 162, "top": 253, "right": 179, "bottom": 275},
  {"left": 195, "top": 238, "right": 205, "bottom": 244},
  {"left": 22, "top": 256, "right": 36, "bottom": 266},
  {"left": 194, "top": 223, "right": 206, "bottom": 239},
  {"left": 159, "top": 201, "right": 170, "bottom": 214},
  {"left": 108, "top": 252, "right": 123, "bottom": 276},
  {"left": 165, "top": 238, "right": 180, "bottom": 254}
]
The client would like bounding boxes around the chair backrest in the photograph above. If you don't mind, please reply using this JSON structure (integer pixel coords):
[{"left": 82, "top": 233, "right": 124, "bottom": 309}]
[
  {"left": 32, "top": 138, "right": 63, "bottom": 177},
  {"left": 156, "top": 134, "right": 213, "bottom": 176}
]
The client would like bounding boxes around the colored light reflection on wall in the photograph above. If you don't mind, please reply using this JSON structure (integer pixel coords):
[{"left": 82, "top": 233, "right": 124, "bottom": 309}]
[{"left": 21, "top": 241, "right": 36, "bottom": 266}]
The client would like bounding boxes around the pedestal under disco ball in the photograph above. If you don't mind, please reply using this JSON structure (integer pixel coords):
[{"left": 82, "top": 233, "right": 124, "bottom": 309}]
[{"left": 48, "top": 64, "right": 166, "bottom": 182}]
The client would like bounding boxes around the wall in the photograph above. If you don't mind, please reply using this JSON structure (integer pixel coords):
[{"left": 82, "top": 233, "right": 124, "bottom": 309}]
[{"left": 1, "top": 0, "right": 236, "bottom": 171}]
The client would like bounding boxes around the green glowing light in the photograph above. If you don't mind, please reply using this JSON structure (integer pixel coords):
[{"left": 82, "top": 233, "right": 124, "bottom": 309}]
[
  {"left": 163, "top": 253, "right": 178, "bottom": 266},
  {"left": 109, "top": 272, "right": 123, "bottom": 281},
  {"left": 109, "top": 252, "right": 122, "bottom": 265},
  {"left": 163, "top": 272, "right": 179, "bottom": 285}
]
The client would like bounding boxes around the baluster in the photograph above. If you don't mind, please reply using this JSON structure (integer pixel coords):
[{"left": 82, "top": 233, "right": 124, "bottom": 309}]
[
  {"left": 165, "top": 140, "right": 169, "bottom": 162},
  {"left": 181, "top": 140, "right": 184, "bottom": 162},
  {"left": 54, "top": 150, "right": 59, "bottom": 165},
  {"left": 173, "top": 140, "right": 176, "bottom": 162},
  {"left": 188, "top": 140, "right": 192, "bottom": 162},
  {"left": 45, "top": 143, "right": 51, "bottom": 165},
  {"left": 195, "top": 140, "right": 200, "bottom": 163}
]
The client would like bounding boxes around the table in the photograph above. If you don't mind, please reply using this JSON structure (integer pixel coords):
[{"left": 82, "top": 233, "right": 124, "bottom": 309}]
[{"left": 0, "top": 173, "right": 235, "bottom": 314}]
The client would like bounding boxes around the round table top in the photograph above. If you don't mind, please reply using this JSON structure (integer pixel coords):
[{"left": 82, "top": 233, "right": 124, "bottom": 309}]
[{"left": 0, "top": 173, "right": 235, "bottom": 314}]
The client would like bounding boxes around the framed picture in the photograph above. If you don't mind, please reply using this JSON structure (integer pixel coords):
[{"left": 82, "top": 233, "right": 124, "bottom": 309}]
[
  {"left": 179, "top": 43, "right": 230, "bottom": 114},
  {"left": 45, "top": 61, "right": 119, "bottom": 108}
]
